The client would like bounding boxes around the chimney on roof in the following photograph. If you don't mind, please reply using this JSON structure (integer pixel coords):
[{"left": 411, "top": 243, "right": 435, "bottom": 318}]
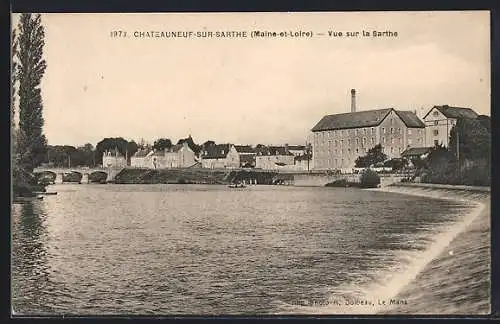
[{"left": 350, "top": 89, "right": 356, "bottom": 113}]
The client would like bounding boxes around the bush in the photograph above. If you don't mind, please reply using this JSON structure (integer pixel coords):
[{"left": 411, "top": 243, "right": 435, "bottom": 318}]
[{"left": 359, "top": 169, "right": 381, "bottom": 188}]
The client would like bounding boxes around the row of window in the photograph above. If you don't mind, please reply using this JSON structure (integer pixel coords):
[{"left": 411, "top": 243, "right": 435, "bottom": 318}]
[
  {"left": 316, "top": 127, "right": 423, "bottom": 139},
  {"left": 323, "top": 146, "right": 403, "bottom": 168},
  {"left": 317, "top": 144, "right": 405, "bottom": 157},
  {"left": 316, "top": 136, "right": 422, "bottom": 149}
]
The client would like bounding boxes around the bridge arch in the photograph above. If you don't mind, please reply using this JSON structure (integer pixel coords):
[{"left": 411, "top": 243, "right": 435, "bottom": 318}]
[
  {"left": 35, "top": 170, "right": 57, "bottom": 184},
  {"left": 89, "top": 171, "right": 108, "bottom": 183}
]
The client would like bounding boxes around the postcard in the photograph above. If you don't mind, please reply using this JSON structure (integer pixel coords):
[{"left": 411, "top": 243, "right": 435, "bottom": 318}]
[{"left": 11, "top": 11, "right": 491, "bottom": 316}]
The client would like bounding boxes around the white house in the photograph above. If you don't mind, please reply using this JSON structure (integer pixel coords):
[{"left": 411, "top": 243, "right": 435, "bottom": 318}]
[
  {"left": 200, "top": 144, "right": 240, "bottom": 169},
  {"left": 102, "top": 148, "right": 127, "bottom": 168},
  {"left": 130, "top": 142, "right": 196, "bottom": 169},
  {"left": 422, "top": 105, "right": 479, "bottom": 148},
  {"left": 255, "top": 146, "right": 295, "bottom": 170},
  {"left": 130, "top": 148, "right": 154, "bottom": 168}
]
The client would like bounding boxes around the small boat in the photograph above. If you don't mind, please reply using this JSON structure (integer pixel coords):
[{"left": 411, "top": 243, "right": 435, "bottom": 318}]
[{"left": 35, "top": 192, "right": 58, "bottom": 195}]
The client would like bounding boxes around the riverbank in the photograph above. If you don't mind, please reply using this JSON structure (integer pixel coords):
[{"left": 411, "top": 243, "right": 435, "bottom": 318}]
[
  {"left": 113, "top": 168, "right": 281, "bottom": 185},
  {"left": 373, "top": 183, "right": 491, "bottom": 315}
]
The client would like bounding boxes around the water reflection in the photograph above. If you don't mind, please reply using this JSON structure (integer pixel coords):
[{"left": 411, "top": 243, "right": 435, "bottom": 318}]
[{"left": 12, "top": 201, "right": 51, "bottom": 315}]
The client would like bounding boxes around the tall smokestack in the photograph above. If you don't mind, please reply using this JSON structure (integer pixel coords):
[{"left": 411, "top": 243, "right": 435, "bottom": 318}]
[{"left": 350, "top": 89, "right": 356, "bottom": 113}]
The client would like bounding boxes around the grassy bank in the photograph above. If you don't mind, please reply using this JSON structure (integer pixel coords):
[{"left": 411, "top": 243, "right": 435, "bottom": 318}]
[{"left": 113, "top": 168, "right": 280, "bottom": 185}]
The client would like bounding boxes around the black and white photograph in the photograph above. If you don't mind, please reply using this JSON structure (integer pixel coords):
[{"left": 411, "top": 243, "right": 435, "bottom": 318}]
[{"left": 11, "top": 11, "right": 491, "bottom": 316}]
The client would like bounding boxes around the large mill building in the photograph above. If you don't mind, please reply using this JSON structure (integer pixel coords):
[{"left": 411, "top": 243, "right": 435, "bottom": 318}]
[{"left": 311, "top": 89, "right": 425, "bottom": 171}]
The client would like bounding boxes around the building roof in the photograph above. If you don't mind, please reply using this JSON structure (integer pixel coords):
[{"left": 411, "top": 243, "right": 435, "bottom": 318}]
[
  {"left": 170, "top": 143, "right": 184, "bottom": 152},
  {"left": 311, "top": 108, "right": 393, "bottom": 132},
  {"left": 394, "top": 110, "right": 425, "bottom": 128},
  {"left": 234, "top": 145, "right": 255, "bottom": 154},
  {"left": 294, "top": 153, "right": 312, "bottom": 161},
  {"left": 401, "top": 147, "right": 433, "bottom": 157},
  {"left": 287, "top": 145, "right": 306, "bottom": 151},
  {"left": 256, "top": 146, "right": 293, "bottom": 156},
  {"left": 132, "top": 148, "right": 151, "bottom": 158},
  {"left": 201, "top": 144, "right": 231, "bottom": 159},
  {"left": 423, "top": 105, "right": 479, "bottom": 120}
]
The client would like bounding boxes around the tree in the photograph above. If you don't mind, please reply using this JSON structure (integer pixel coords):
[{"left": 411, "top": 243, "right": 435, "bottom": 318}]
[
  {"left": 153, "top": 138, "right": 172, "bottom": 151},
  {"left": 449, "top": 117, "right": 490, "bottom": 161},
  {"left": 355, "top": 144, "right": 387, "bottom": 168},
  {"left": 11, "top": 28, "right": 18, "bottom": 153},
  {"left": 16, "top": 14, "right": 48, "bottom": 171},
  {"left": 177, "top": 135, "right": 201, "bottom": 155}
]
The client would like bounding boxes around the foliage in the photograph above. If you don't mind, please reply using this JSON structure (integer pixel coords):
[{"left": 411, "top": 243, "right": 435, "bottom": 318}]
[
  {"left": 359, "top": 168, "right": 381, "bottom": 188},
  {"left": 449, "top": 117, "right": 490, "bottom": 161},
  {"left": 11, "top": 28, "right": 18, "bottom": 150},
  {"left": 152, "top": 138, "right": 173, "bottom": 151},
  {"left": 16, "top": 13, "right": 48, "bottom": 171},
  {"left": 44, "top": 144, "right": 96, "bottom": 167},
  {"left": 383, "top": 158, "right": 407, "bottom": 171},
  {"left": 177, "top": 135, "right": 201, "bottom": 155},
  {"left": 355, "top": 144, "right": 387, "bottom": 168}
]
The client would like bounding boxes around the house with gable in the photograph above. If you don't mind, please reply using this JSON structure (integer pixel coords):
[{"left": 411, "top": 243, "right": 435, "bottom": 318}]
[
  {"left": 422, "top": 105, "right": 479, "bottom": 148},
  {"left": 200, "top": 144, "right": 240, "bottom": 169},
  {"left": 255, "top": 146, "right": 295, "bottom": 170}
]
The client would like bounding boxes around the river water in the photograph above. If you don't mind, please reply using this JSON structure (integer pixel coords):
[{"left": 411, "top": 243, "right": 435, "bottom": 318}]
[{"left": 11, "top": 184, "right": 484, "bottom": 315}]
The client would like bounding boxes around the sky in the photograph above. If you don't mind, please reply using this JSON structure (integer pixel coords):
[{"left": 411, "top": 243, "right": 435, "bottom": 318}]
[{"left": 11, "top": 11, "right": 490, "bottom": 147}]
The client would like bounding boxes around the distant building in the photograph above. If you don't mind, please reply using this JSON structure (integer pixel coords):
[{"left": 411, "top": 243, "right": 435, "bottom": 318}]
[
  {"left": 422, "top": 105, "right": 479, "bottom": 148},
  {"left": 294, "top": 153, "right": 313, "bottom": 171},
  {"left": 286, "top": 145, "right": 307, "bottom": 157},
  {"left": 311, "top": 89, "right": 425, "bottom": 171},
  {"left": 200, "top": 144, "right": 240, "bottom": 169},
  {"left": 102, "top": 148, "right": 127, "bottom": 168},
  {"left": 234, "top": 145, "right": 256, "bottom": 168},
  {"left": 130, "top": 142, "right": 196, "bottom": 168},
  {"left": 401, "top": 147, "right": 433, "bottom": 160},
  {"left": 130, "top": 148, "right": 154, "bottom": 168},
  {"left": 255, "top": 146, "right": 295, "bottom": 170}
]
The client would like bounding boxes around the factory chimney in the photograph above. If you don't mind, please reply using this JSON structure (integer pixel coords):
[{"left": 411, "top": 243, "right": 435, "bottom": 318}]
[{"left": 350, "top": 89, "right": 356, "bottom": 113}]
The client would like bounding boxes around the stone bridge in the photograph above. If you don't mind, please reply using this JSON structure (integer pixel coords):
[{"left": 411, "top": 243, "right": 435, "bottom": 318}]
[{"left": 33, "top": 166, "right": 124, "bottom": 184}]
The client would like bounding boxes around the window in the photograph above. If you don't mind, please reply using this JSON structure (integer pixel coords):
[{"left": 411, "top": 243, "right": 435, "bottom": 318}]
[
  {"left": 356, "top": 148, "right": 359, "bottom": 153},
  {"left": 355, "top": 129, "right": 358, "bottom": 135},
  {"left": 335, "top": 140, "right": 338, "bottom": 146},
  {"left": 434, "top": 140, "right": 439, "bottom": 146},
  {"left": 434, "top": 120, "right": 438, "bottom": 126},
  {"left": 433, "top": 111, "right": 439, "bottom": 116},
  {"left": 398, "top": 128, "right": 401, "bottom": 134},
  {"left": 371, "top": 127, "right": 375, "bottom": 134},
  {"left": 433, "top": 129, "right": 439, "bottom": 136},
  {"left": 391, "top": 127, "right": 394, "bottom": 134},
  {"left": 364, "top": 128, "right": 367, "bottom": 135},
  {"left": 382, "top": 137, "right": 386, "bottom": 144},
  {"left": 340, "top": 140, "right": 343, "bottom": 146},
  {"left": 356, "top": 138, "right": 359, "bottom": 145},
  {"left": 391, "top": 138, "right": 394, "bottom": 144},
  {"left": 371, "top": 137, "right": 375, "bottom": 144},
  {"left": 382, "top": 127, "right": 386, "bottom": 134},
  {"left": 362, "top": 138, "right": 366, "bottom": 146},
  {"left": 390, "top": 147, "right": 394, "bottom": 153},
  {"left": 408, "top": 129, "right": 412, "bottom": 135}
]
